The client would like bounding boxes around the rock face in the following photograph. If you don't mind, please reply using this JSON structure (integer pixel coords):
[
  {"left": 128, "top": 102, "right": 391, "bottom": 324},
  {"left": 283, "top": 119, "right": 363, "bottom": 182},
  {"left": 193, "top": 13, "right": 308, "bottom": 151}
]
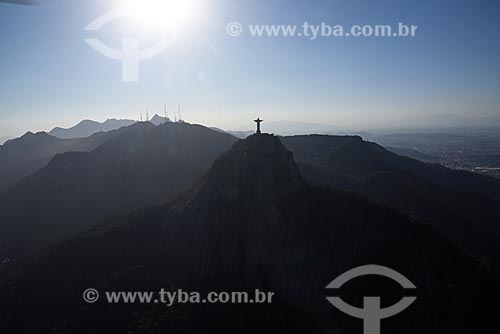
[
  {"left": 0, "top": 134, "right": 499, "bottom": 334},
  {"left": 197, "top": 134, "right": 303, "bottom": 202}
]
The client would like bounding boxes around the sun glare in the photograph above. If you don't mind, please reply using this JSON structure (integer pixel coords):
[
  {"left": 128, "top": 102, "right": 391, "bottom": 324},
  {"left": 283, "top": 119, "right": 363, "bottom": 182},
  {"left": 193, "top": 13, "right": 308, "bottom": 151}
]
[{"left": 121, "top": 0, "right": 199, "bottom": 34}]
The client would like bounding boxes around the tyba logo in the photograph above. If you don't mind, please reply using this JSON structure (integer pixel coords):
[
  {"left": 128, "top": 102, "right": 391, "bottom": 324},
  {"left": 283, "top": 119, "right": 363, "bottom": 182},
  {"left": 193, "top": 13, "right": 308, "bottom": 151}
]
[
  {"left": 326, "top": 265, "right": 417, "bottom": 334},
  {"left": 84, "top": 9, "right": 174, "bottom": 82}
]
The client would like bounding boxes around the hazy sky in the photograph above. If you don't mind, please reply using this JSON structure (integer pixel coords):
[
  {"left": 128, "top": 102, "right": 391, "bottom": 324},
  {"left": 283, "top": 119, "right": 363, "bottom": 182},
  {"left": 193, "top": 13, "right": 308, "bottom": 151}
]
[{"left": 1, "top": 0, "right": 499, "bottom": 137}]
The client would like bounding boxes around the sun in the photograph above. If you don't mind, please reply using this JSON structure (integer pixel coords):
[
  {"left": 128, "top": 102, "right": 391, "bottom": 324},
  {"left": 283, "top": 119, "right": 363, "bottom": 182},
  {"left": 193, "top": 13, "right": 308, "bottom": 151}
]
[{"left": 121, "top": 0, "right": 200, "bottom": 34}]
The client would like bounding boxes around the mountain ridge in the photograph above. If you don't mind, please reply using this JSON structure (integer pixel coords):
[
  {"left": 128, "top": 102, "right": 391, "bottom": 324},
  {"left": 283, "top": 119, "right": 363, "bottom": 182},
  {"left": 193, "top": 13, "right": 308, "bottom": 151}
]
[
  {"left": 0, "top": 130, "right": 118, "bottom": 192},
  {"left": 49, "top": 118, "right": 137, "bottom": 139},
  {"left": 0, "top": 122, "right": 238, "bottom": 261},
  {"left": 281, "top": 134, "right": 500, "bottom": 267},
  {"left": 0, "top": 133, "right": 498, "bottom": 333}
]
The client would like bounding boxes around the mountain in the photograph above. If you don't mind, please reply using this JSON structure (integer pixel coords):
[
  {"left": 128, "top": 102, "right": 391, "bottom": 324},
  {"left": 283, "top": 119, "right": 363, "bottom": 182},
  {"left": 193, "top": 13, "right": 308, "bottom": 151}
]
[
  {"left": 281, "top": 135, "right": 500, "bottom": 268},
  {"left": 366, "top": 132, "right": 498, "bottom": 150},
  {"left": 49, "top": 118, "right": 136, "bottom": 139},
  {"left": 0, "top": 134, "right": 498, "bottom": 333},
  {"left": 227, "top": 130, "right": 254, "bottom": 138},
  {"left": 0, "top": 131, "right": 116, "bottom": 192},
  {"left": 1, "top": 117, "right": 173, "bottom": 192},
  {"left": 397, "top": 113, "right": 470, "bottom": 129},
  {"left": 149, "top": 114, "right": 171, "bottom": 126},
  {"left": 385, "top": 147, "right": 438, "bottom": 162},
  {"left": 363, "top": 131, "right": 500, "bottom": 179},
  {"left": 0, "top": 136, "right": 13, "bottom": 145},
  {"left": 0, "top": 122, "right": 237, "bottom": 261}
]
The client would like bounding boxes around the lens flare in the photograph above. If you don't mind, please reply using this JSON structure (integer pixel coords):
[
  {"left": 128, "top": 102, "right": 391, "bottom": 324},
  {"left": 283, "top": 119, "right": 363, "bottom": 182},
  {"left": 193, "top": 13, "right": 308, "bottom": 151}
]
[{"left": 121, "top": 0, "right": 199, "bottom": 33}]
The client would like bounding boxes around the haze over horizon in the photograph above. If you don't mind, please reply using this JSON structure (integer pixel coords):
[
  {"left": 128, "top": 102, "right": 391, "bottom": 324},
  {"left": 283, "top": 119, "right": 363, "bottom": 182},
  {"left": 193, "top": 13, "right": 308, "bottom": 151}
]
[{"left": 1, "top": 0, "right": 499, "bottom": 137}]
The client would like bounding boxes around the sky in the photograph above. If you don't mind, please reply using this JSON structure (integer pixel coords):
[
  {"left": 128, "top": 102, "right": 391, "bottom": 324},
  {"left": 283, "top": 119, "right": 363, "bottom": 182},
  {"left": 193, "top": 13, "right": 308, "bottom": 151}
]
[{"left": 0, "top": 0, "right": 499, "bottom": 137}]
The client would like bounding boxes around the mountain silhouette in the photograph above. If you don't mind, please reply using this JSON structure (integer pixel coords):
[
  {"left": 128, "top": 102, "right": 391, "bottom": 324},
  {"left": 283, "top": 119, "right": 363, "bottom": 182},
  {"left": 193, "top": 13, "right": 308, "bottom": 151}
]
[
  {"left": 3, "top": 130, "right": 500, "bottom": 271},
  {"left": 385, "top": 146, "right": 437, "bottom": 162},
  {"left": 149, "top": 114, "right": 171, "bottom": 125},
  {"left": 2, "top": 117, "right": 174, "bottom": 191},
  {"left": 0, "top": 122, "right": 237, "bottom": 261},
  {"left": 281, "top": 135, "right": 500, "bottom": 268},
  {"left": 0, "top": 134, "right": 498, "bottom": 333},
  {"left": 0, "top": 136, "right": 12, "bottom": 145},
  {"left": 0, "top": 131, "right": 117, "bottom": 192},
  {"left": 49, "top": 118, "right": 136, "bottom": 139}
]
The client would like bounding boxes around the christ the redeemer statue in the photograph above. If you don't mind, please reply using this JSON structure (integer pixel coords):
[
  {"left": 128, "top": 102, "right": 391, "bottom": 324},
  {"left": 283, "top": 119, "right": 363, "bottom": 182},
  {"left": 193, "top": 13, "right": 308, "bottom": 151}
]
[{"left": 254, "top": 118, "right": 263, "bottom": 134}]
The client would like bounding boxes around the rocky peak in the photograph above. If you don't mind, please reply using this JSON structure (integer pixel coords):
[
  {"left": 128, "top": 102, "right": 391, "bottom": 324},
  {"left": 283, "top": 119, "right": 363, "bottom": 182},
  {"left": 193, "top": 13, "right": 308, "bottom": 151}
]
[{"left": 195, "top": 134, "right": 304, "bottom": 204}]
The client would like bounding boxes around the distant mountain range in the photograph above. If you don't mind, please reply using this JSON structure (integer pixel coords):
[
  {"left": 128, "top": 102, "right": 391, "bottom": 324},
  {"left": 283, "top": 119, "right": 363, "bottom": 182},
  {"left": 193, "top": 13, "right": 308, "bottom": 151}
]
[
  {"left": 48, "top": 115, "right": 171, "bottom": 139},
  {"left": 2, "top": 124, "right": 500, "bottom": 272},
  {"left": 0, "top": 134, "right": 498, "bottom": 333},
  {"left": 229, "top": 115, "right": 500, "bottom": 136},
  {"left": 392, "top": 113, "right": 500, "bottom": 130},
  {"left": 5, "top": 114, "right": 500, "bottom": 146},
  {"left": 0, "top": 122, "right": 236, "bottom": 261},
  {"left": 0, "top": 116, "right": 173, "bottom": 192},
  {"left": 49, "top": 119, "right": 137, "bottom": 139},
  {"left": 0, "top": 130, "right": 118, "bottom": 192}
]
